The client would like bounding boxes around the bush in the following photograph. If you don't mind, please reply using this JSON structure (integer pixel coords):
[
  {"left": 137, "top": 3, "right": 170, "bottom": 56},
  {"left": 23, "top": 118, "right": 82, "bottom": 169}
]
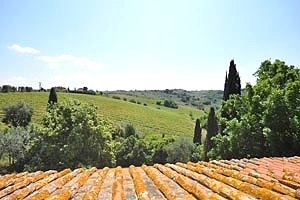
[
  {"left": 2, "top": 101, "right": 34, "bottom": 127},
  {"left": 113, "top": 122, "right": 136, "bottom": 139},
  {"left": 87, "top": 90, "right": 96, "bottom": 95},
  {"left": 163, "top": 100, "right": 178, "bottom": 109},
  {"left": 165, "top": 136, "right": 193, "bottom": 163},
  {"left": 115, "top": 135, "right": 149, "bottom": 167},
  {"left": 129, "top": 99, "right": 136, "bottom": 103},
  {"left": 112, "top": 95, "right": 121, "bottom": 100}
]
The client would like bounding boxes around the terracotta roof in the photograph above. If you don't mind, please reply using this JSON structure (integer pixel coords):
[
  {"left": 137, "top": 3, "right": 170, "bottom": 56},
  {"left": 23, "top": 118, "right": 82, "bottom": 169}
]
[{"left": 1, "top": 156, "right": 300, "bottom": 199}]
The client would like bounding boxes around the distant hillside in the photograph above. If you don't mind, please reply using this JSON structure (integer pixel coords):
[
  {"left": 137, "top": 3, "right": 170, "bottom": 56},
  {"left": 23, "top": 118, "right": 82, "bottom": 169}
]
[
  {"left": 0, "top": 91, "right": 214, "bottom": 138},
  {"left": 105, "top": 89, "right": 223, "bottom": 112}
]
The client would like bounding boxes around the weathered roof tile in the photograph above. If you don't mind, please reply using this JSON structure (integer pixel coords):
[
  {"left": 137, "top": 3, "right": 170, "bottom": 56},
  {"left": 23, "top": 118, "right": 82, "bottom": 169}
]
[{"left": 1, "top": 156, "right": 300, "bottom": 199}]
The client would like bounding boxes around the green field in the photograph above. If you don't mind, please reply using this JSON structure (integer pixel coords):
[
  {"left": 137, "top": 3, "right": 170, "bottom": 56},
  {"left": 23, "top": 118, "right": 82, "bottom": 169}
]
[{"left": 0, "top": 92, "right": 206, "bottom": 137}]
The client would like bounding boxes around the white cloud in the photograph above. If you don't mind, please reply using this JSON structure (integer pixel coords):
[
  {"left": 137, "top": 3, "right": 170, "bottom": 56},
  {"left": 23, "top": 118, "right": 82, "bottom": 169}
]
[
  {"left": 38, "top": 54, "right": 106, "bottom": 70},
  {"left": 8, "top": 44, "right": 40, "bottom": 54}
]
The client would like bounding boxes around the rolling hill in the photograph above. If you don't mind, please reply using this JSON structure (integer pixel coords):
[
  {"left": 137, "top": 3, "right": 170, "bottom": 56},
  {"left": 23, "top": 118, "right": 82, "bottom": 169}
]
[{"left": 0, "top": 91, "right": 210, "bottom": 138}]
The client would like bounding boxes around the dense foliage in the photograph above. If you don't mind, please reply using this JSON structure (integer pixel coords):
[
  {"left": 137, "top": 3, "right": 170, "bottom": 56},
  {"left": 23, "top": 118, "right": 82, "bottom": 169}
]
[
  {"left": 25, "top": 100, "right": 115, "bottom": 171},
  {"left": 113, "top": 123, "right": 148, "bottom": 167},
  {"left": 2, "top": 101, "right": 34, "bottom": 127},
  {"left": 210, "top": 59, "right": 300, "bottom": 160}
]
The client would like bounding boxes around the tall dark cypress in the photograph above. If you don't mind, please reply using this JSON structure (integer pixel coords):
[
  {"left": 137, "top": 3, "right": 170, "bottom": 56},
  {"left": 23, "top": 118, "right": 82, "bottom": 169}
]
[
  {"left": 48, "top": 87, "right": 57, "bottom": 105},
  {"left": 221, "top": 60, "right": 241, "bottom": 133},
  {"left": 223, "top": 60, "right": 241, "bottom": 101},
  {"left": 193, "top": 118, "right": 202, "bottom": 144},
  {"left": 204, "top": 107, "right": 218, "bottom": 161}
]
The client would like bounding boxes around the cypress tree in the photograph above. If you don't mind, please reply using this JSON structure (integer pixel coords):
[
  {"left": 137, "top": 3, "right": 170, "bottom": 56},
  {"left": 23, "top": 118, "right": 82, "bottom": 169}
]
[
  {"left": 223, "top": 60, "right": 241, "bottom": 101},
  {"left": 48, "top": 87, "right": 57, "bottom": 105},
  {"left": 204, "top": 107, "right": 218, "bottom": 161},
  {"left": 193, "top": 118, "right": 202, "bottom": 144},
  {"left": 221, "top": 60, "right": 242, "bottom": 132}
]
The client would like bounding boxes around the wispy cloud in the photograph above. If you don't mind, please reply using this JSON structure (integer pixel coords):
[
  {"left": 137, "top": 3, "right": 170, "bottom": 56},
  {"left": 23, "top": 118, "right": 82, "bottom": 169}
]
[
  {"left": 8, "top": 44, "right": 40, "bottom": 54},
  {"left": 38, "top": 54, "right": 106, "bottom": 70}
]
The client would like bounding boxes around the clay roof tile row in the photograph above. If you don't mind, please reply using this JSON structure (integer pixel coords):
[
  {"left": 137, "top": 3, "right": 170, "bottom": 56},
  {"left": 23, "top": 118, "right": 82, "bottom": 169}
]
[{"left": 1, "top": 156, "right": 300, "bottom": 199}]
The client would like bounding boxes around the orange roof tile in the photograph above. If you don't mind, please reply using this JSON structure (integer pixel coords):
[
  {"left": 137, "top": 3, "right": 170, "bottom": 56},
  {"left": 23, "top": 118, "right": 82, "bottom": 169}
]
[{"left": 1, "top": 156, "right": 300, "bottom": 199}]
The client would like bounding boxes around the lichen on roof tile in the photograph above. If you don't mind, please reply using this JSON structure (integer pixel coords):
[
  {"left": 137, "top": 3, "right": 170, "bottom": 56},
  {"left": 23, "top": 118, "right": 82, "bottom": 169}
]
[{"left": 1, "top": 156, "right": 300, "bottom": 199}]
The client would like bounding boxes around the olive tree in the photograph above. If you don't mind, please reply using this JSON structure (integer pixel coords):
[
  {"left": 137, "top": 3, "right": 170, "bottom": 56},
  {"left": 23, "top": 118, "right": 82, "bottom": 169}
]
[{"left": 2, "top": 101, "right": 33, "bottom": 127}]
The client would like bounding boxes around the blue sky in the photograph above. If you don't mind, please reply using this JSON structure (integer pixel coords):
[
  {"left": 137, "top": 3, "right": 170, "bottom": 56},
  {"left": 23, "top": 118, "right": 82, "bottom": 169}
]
[{"left": 0, "top": 0, "right": 299, "bottom": 90}]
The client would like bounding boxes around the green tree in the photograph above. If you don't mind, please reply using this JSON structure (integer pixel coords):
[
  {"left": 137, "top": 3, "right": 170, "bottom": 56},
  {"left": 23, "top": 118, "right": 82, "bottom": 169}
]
[
  {"left": 25, "top": 87, "right": 33, "bottom": 92},
  {"left": 223, "top": 60, "right": 241, "bottom": 101},
  {"left": 190, "top": 144, "right": 204, "bottom": 162},
  {"left": 151, "top": 137, "right": 174, "bottom": 164},
  {"left": 113, "top": 122, "right": 151, "bottom": 167},
  {"left": 193, "top": 118, "right": 202, "bottom": 144},
  {"left": 115, "top": 135, "right": 149, "bottom": 167},
  {"left": 0, "top": 127, "right": 35, "bottom": 171},
  {"left": 212, "top": 59, "right": 300, "bottom": 160},
  {"left": 2, "top": 101, "right": 34, "bottom": 127},
  {"left": 152, "top": 145, "right": 168, "bottom": 164},
  {"left": 48, "top": 87, "right": 57, "bottom": 105},
  {"left": 2, "top": 85, "right": 15, "bottom": 93},
  {"left": 220, "top": 60, "right": 241, "bottom": 134},
  {"left": 203, "top": 107, "right": 218, "bottom": 161},
  {"left": 26, "top": 100, "right": 115, "bottom": 171},
  {"left": 264, "top": 90, "right": 293, "bottom": 156},
  {"left": 113, "top": 122, "right": 136, "bottom": 139},
  {"left": 255, "top": 59, "right": 300, "bottom": 156},
  {"left": 165, "top": 136, "right": 194, "bottom": 163}
]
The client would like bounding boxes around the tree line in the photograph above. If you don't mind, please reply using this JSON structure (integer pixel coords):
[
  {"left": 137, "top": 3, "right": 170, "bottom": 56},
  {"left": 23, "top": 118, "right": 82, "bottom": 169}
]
[{"left": 0, "top": 85, "right": 33, "bottom": 92}]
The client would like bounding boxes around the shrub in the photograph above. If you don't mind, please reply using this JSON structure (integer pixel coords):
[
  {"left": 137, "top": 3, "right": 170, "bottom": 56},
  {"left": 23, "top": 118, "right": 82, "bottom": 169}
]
[
  {"left": 163, "top": 100, "right": 178, "bottom": 109},
  {"left": 165, "top": 136, "right": 193, "bottom": 163},
  {"left": 2, "top": 101, "right": 34, "bottom": 127},
  {"left": 129, "top": 99, "right": 136, "bottom": 103},
  {"left": 112, "top": 95, "right": 121, "bottom": 100}
]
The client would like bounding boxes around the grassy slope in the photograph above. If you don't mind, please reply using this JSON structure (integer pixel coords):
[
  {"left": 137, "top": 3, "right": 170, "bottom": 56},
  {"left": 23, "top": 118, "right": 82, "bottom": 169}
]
[{"left": 0, "top": 92, "right": 205, "bottom": 137}]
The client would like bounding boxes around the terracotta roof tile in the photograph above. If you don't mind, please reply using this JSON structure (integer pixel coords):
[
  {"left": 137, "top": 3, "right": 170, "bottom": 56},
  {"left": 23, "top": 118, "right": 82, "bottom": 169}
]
[{"left": 1, "top": 156, "right": 300, "bottom": 199}]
